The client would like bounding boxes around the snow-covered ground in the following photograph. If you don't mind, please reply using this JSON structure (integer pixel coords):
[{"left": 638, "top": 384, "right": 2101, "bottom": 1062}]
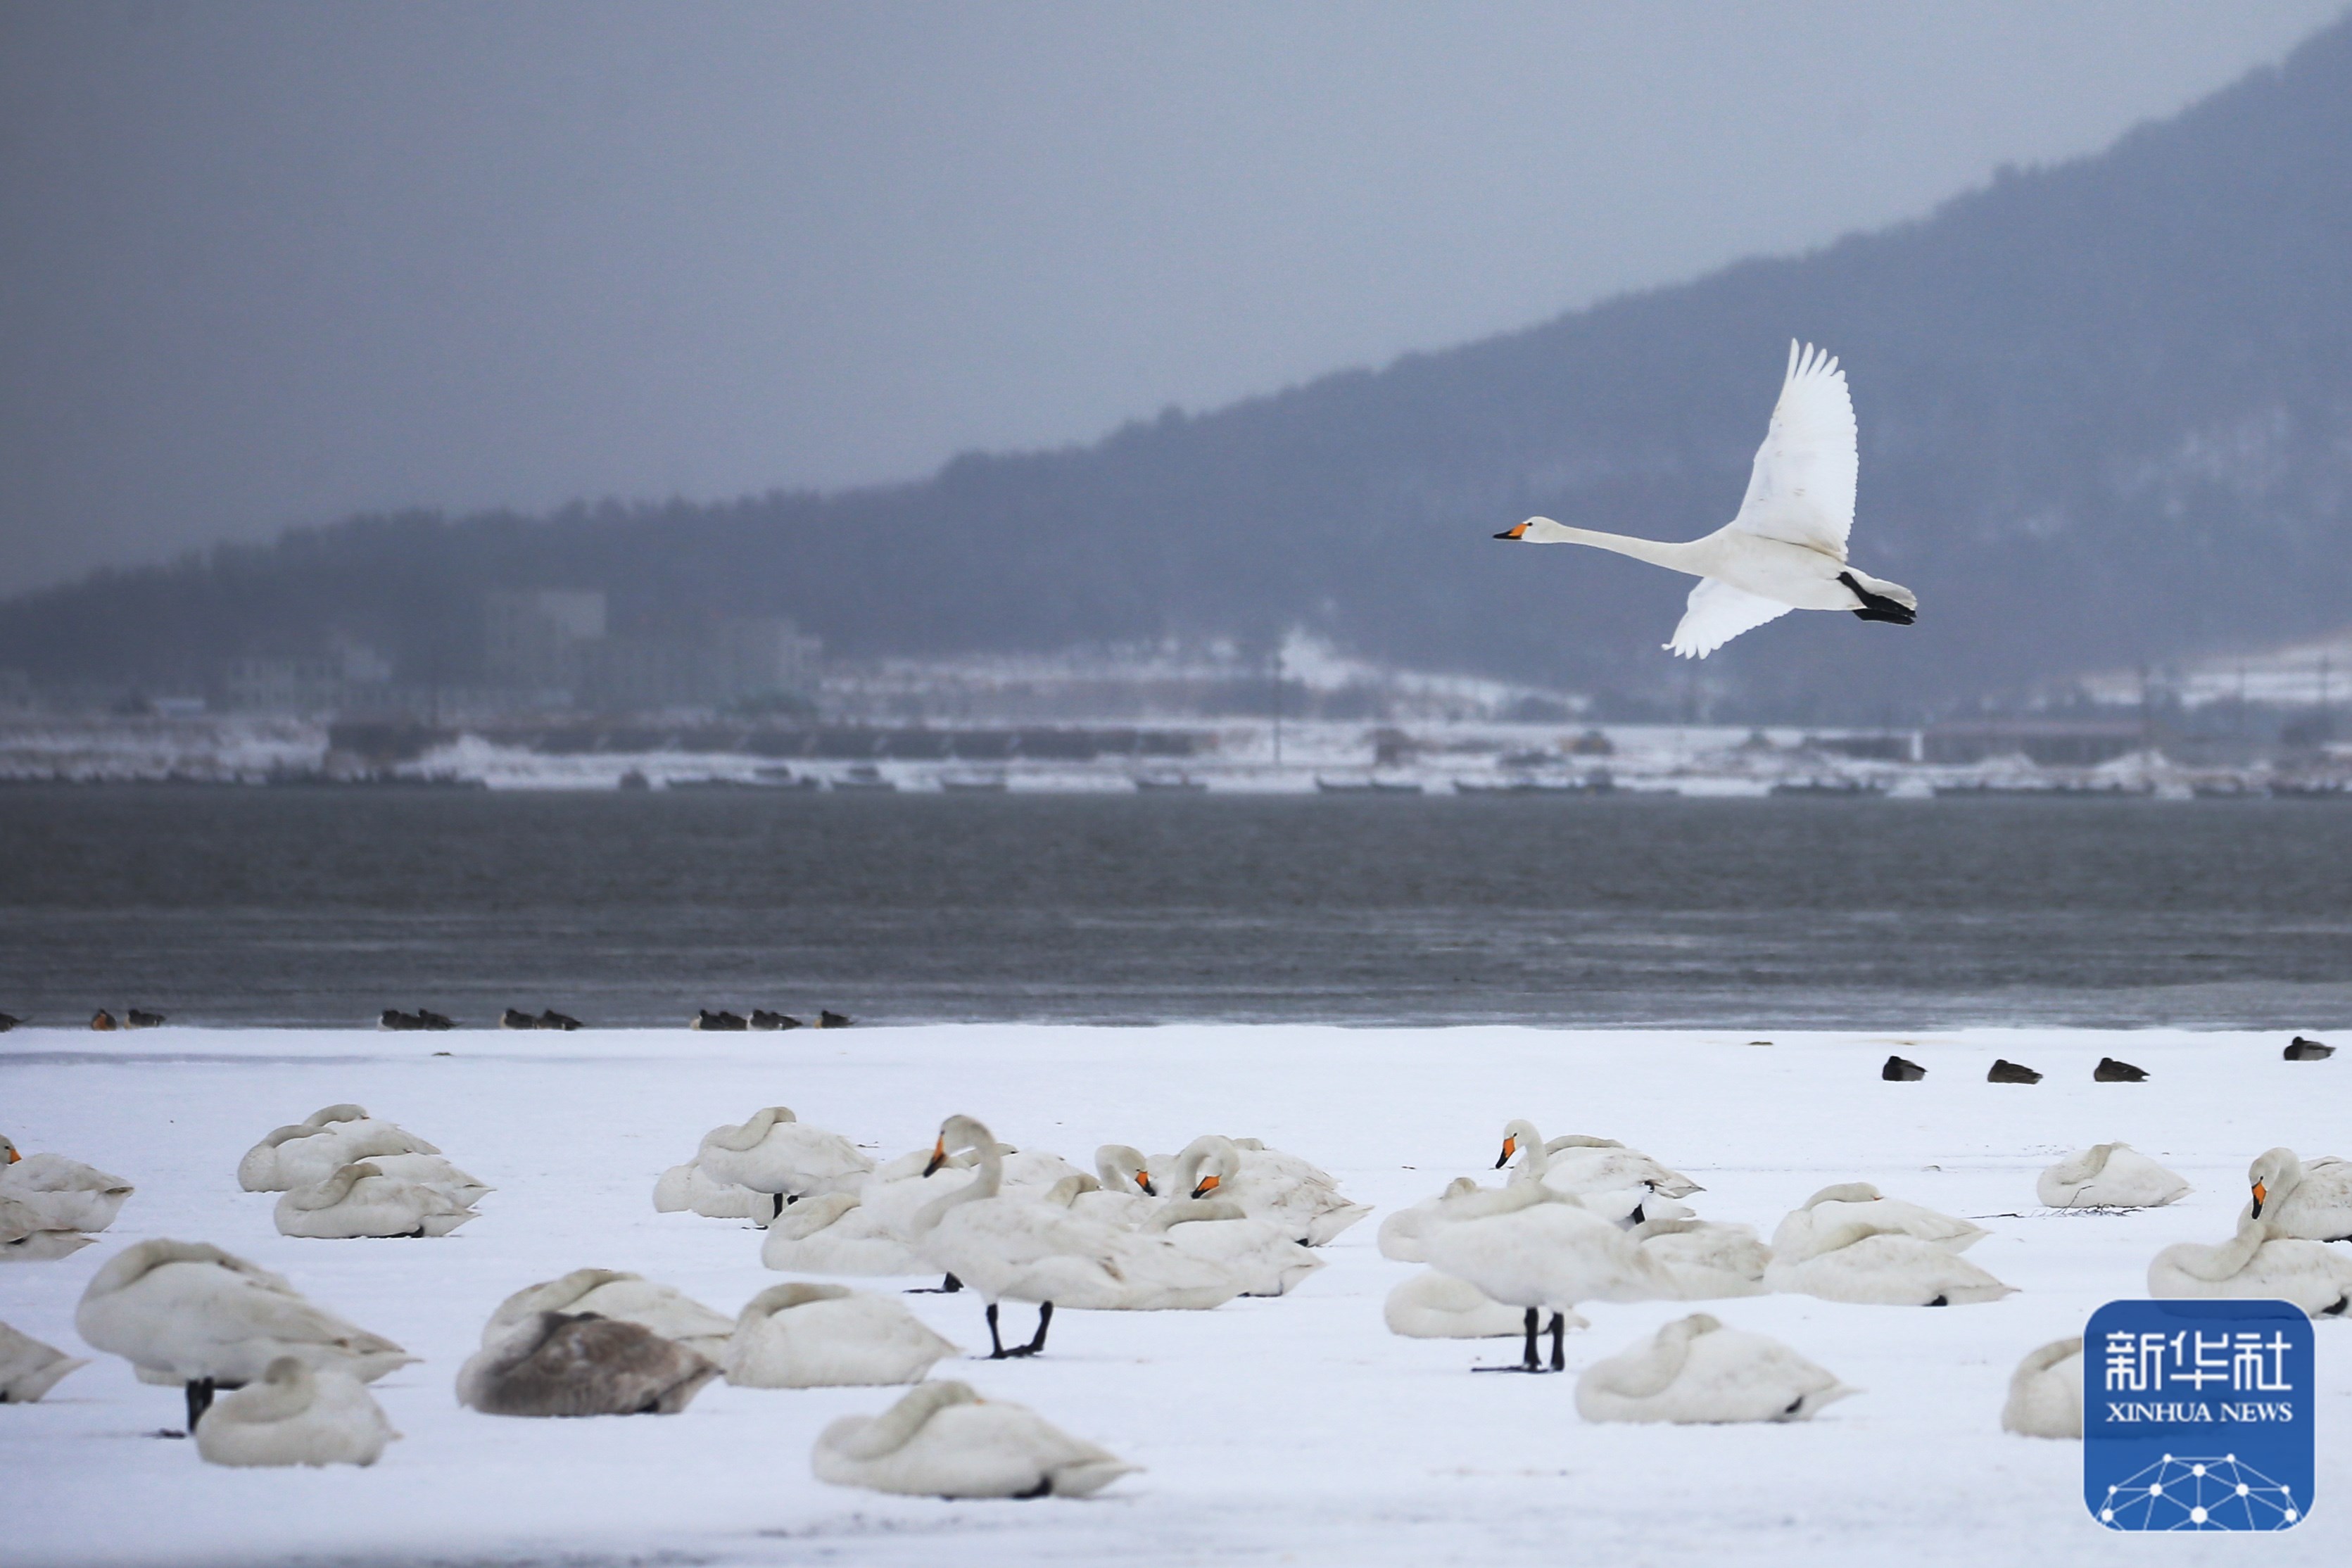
[{"left": 4, "top": 1023, "right": 2346, "bottom": 1566}]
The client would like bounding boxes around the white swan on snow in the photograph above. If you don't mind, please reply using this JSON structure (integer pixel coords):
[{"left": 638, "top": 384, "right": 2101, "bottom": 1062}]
[
  {"left": 2148, "top": 1210, "right": 2352, "bottom": 1317},
  {"left": 652, "top": 1160, "right": 767, "bottom": 1219},
  {"left": 0, "top": 1134, "right": 134, "bottom": 1232},
  {"left": 2036, "top": 1144, "right": 2189, "bottom": 1210},
  {"left": 761, "top": 1191, "right": 930, "bottom": 1277},
  {"left": 75, "top": 1239, "right": 414, "bottom": 1430},
  {"left": 481, "top": 1269, "right": 736, "bottom": 1360},
  {"left": 910, "top": 1115, "right": 1239, "bottom": 1358},
  {"left": 273, "top": 1161, "right": 479, "bottom": 1239},
  {"left": 812, "top": 1380, "right": 1137, "bottom": 1498},
  {"left": 237, "top": 1105, "right": 441, "bottom": 1191},
  {"left": 1424, "top": 1133, "right": 1678, "bottom": 1372},
  {"left": 723, "top": 1282, "right": 959, "bottom": 1387},
  {"left": 0, "top": 1320, "right": 89, "bottom": 1402},
  {"left": 1631, "top": 1215, "right": 1771, "bottom": 1299},
  {"left": 1765, "top": 1229, "right": 2016, "bottom": 1306},
  {"left": 1384, "top": 1270, "right": 1583, "bottom": 1340},
  {"left": 1575, "top": 1313, "right": 1855, "bottom": 1424},
  {"left": 1170, "top": 1134, "right": 1370, "bottom": 1246},
  {"left": 2245, "top": 1147, "right": 2352, "bottom": 1241},
  {"left": 1494, "top": 341, "right": 1917, "bottom": 658},
  {"left": 1139, "top": 1198, "right": 1324, "bottom": 1296},
  {"left": 2001, "top": 1336, "right": 2082, "bottom": 1439},
  {"left": 194, "top": 1356, "right": 398, "bottom": 1467},
  {"left": 1496, "top": 1121, "right": 1702, "bottom": 1200},
  {"left": 1769, "top": 1182, "right": 1987, "bottom": 1260},
  {"left": 1, "top": 1195, "right": 97, "bottom": 1260},
  {"left": 693, "top": 1106, "right": 874, "bottom": 1217}
]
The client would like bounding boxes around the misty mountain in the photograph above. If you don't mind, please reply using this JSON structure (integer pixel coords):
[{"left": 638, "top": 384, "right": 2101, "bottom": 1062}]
[{"left": 8, "top": 17, "right": 2352, "bottom": 721}]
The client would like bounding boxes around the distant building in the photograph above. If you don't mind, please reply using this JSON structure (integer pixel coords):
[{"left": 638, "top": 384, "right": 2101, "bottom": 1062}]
[
  {"left": 567, "top": 612, "right": 820, "bottom": 714},
  {"left": 1921, "top": 718, "right": 2148, "bottom": 766},
  {"left": 483, "top": 590, "right": 607, "bottom": 695},
  {"left": 221, "top": 656, "right": 345, "bottom": 714}
]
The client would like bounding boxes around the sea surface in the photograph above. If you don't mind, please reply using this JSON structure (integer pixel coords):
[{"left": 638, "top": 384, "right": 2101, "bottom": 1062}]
[{"left": 3, "top": 787, "right": 2351, "bottom": 1031}]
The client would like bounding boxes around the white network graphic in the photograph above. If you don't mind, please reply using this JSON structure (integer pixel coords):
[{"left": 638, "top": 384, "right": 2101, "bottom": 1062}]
[{"left": 2097, "top": 1453, "right": 2301, "bottom": 1531}]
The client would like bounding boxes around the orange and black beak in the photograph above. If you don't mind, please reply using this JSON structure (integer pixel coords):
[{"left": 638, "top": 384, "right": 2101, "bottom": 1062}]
[
  {"left": 922, "top": 1137, "right": 947, "bottom": 1177},
  {"left": 1190, "top": 1172, "right": 1220, "bottom": 1201},
  {"left": 1493, "top": 521, "right": 1529, "bottom": 540},
  {"left": 1135, "top": 1170, "right": 1157, "bottom": 1197},
  {"left": 1495, "top": 1135, "right": 1517, "bottom": 1169},
  {"left": 3, "top": 1146, "right": 17, "bottom": 1164},
  {"left": 2251, "top": 1180, "right": 2267, "bottom": 1218}
]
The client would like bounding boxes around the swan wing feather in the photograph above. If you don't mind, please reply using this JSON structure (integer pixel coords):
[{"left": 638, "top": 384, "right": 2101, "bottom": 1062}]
[
  {"left": 1667, "top": 578, "right": 1794, "bottom": 659},
  {"left": 1731, "top": 340, "right": 1857, "bottom": 558}
]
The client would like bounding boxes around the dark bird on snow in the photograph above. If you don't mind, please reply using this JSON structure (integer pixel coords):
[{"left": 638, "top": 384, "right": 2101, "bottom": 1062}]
[
  {"left": 1986, "top": 1059, "right": 2042, "bottom": 1084},
  {"left": 1880, "top": 1055, "right": 1926, "bottom": 1082},
  {"left": 817, "top": 1009, "right": 852, "bottom": 1029},
  {"left": 89, "top": 1009, "right": 118, "bottom": 1032},
  {"left": 500, "top": 1009, "right": 537, "bottom": 1030},
  {"left": 417, "top": 1010, "right": 455, "bottom": 1031},
  {"left": 455, "top": 1312, "right": 719, "bottom": 1418},
  {"left": 2094, "top": 1056, "right": 2149, "bottom": 1082},
  {"left": 536, "top": 1011, "right": 582, "bottom": 1031},
  {"left": 125, "top": 1009, "right": 167, "bottom": 1029},
  {"left": 2285, "top": 1036, "right": 2335, "bottom": 1061},
  {"left": 749, "top": 1010, "right": 801, "bottom": 1030},
  {"left": 379, "top": 1009, "right": 424, "bottom": 1031},
  {"left": 693, "top": 1009, "right": 747, "bottom": 1032}
]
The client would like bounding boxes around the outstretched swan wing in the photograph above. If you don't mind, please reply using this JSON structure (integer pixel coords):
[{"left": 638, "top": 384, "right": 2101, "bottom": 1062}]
[
  {"left": 1731, "top": 341, "right": 1857, "bottom": 559},
  {"left": 1667, "top": 578, "right": 1793, "bottom": 659}
]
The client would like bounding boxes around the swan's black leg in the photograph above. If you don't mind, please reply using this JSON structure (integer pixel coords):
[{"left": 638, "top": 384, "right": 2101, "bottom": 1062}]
[
  {"left": 906, "top": 1272, "right": 962, "bottom": 1294},
  {"left": 984, "top": 1301, "right": 1008, "bottom": 1358},
  {"left": 1013, "top": 1476, "right": 1054, "bottom": 1498},
  {"left": 1476, "top": 1307, "right": 1544, "bottom": 1372},
  {"left": 1012, "top": 1301, "right": 1053, "bottom": 1357},
  {"left": 1548, "top": 1312, "right": 1567, "bottom": 1372},
  {"left": 185, "top": 1377, "right": 215, "bottom": 1431}
]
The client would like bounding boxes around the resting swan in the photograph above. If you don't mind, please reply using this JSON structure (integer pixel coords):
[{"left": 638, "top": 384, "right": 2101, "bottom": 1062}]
[
  {"left": 1496, "top": 1121, "right": 1702, "bottom": 1200},
  {"left": 694, "top": 1106, "right": 874, "bottom": 1216},
  {"left": 457, "top": 1311, "right": 719, "bottom": 1416},
  {"left": 1140, "top": 1198, "right": 1324, "bottom": 1296},
  {"left": 481, "top": 1269, "right": 735, "bottom": 1360},
  {"left": 1, "top": 1194, "right": 96, "bottom": 1260},
  {"left": 1764, "top": 1228, "right": 2016, "bottom": 1306},
  {"left": 0, "top": 1135, "right": 134, "bottom": 1232},
  {"left": 652, "top": 1160, "right": 766, "bottom": 1220},
  {"left": 0, "top": 1320, "right": 88, "bottom": 1402},
  {"left": 2036, "top": 1144, "right": 2189, "bottom": 1210},
  {"left": 2245, "top": 1147, "right": 2352, "bottom": 1241},
  {"left": 812, "top": 1380, "right": 1137, "bottom": 1499},
  {"left": 1574, "top": 1313, "right": 1854, "bottom": 1424},
  {"left": 761, "top": 1191, "right": 930, "bottom": 1277},
  {"left": 1494, "top": 341, "right": 1917, "bottom": 658},
  {"left": 238, "top": 1106, "right": 440, "bottom": 1192},
  {"left": 1384, "top": 1270, "right": 1583, "bottom": 1340},
  {"left": 2001, "top": 1336, "right": 2083, "bottom": 1439},
  {"left": 2147, "top": 1210, "right": 2352, "bottom": 1316},
  {"left": 723, "top": 1282, "right": 959, "bottom": 1387},
  {"left": 910, "top": 1115, "right": 1240, "bottom": 1358},
  {"left": 273, "top": 1161, "right": 478, "bottom": 1239},
  {"left": 75, "top": 1239, "right": 413, "bottom": 1431},
  {"left": 1171, "top": 1135, "right": 1370, "bottom": 1246},
  {"left": 1770, "top": 1182, "right": 1987, "bottom": 1261},
  {"left": 194, "top": 1356, "right": 397, "bottom": 1467}
]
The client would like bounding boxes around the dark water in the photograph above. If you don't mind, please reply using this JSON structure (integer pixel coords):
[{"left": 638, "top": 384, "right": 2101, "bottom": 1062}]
[{"left": 3, "top": 788, "right": 2351, "bottom": 1031}]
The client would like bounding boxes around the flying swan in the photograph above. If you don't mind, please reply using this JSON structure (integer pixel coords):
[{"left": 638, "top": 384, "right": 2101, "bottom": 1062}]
[{"left": 1494, "top": 341, "right": 1916, "bottom": 657}]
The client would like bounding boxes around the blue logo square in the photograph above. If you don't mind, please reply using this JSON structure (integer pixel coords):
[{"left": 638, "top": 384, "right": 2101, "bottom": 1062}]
[{"left": 2083, "top": 1298, "right": 2314, "bottom": 1530}]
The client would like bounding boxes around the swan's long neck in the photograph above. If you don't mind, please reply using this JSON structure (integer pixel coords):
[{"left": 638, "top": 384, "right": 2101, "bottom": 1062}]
[
  {"left": 840, "top": 1381, "right": 975, "bottom": 1460},
  {"left": 2187, "top": 1213, "right": 2274, "bottom": 1281},
  {"left": 1519, "top": 517, "right": 1706, "bottom": 572},
  {"left": 910, "top": 1125, "right": 1003, "bottom": 1234}
]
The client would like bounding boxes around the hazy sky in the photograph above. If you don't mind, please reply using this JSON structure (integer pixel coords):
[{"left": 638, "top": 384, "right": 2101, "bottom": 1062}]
[{"left": 2, "top": 1, "right": 2344, "bottom": 596}]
